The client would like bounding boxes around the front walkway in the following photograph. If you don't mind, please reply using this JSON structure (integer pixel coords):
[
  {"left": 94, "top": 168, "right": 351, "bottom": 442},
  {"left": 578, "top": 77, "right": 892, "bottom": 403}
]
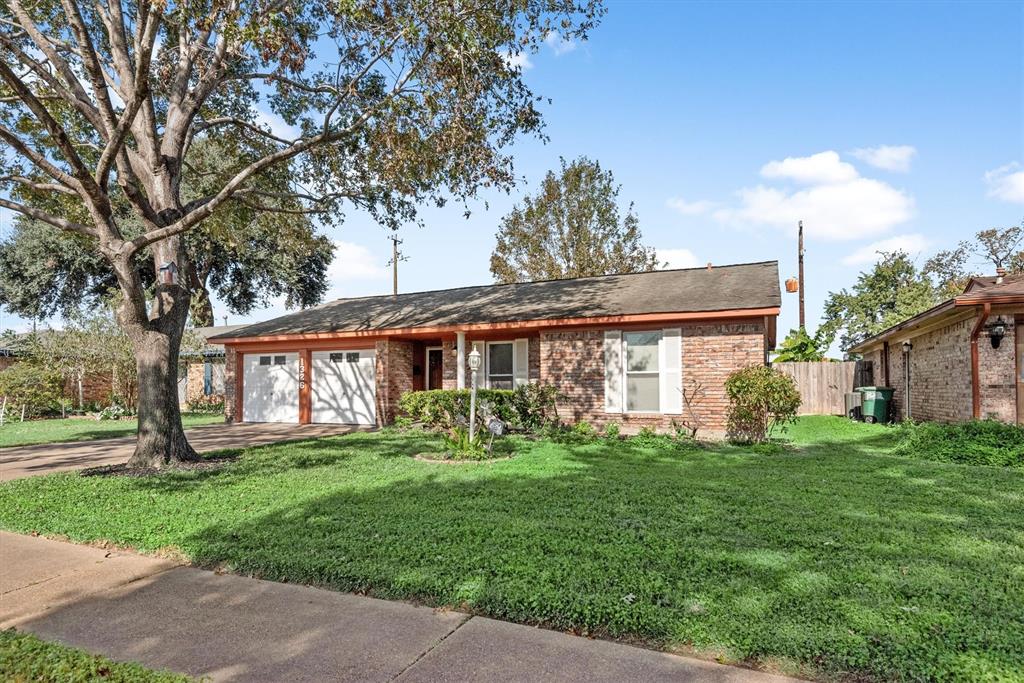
[
  {"left": 0, "top": 423, "right": 361, "bottom": 481},
  {"left": 0, "top": 532, "right": 799, "bottom": 682}
]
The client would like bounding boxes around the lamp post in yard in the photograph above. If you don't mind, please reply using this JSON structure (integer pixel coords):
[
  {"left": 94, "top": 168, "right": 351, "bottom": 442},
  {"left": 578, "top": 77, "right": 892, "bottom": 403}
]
[{"left": 468, "top": 347, "right": 482, "bottom": 441}]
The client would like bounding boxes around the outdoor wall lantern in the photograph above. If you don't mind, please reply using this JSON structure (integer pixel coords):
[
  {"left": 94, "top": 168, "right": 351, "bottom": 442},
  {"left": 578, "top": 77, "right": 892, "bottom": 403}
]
[
  {"left": 467, "top": 347, "right": 482, "bottom": 441},
  {"left": 159, "top": 261, "right": 178, "bottom": 285},
  {"left": 988, "top": 317, "right": 1007, "bottom": 349},
  {"left": 901, "top": 340, "right": 912, "bottom": 354}
]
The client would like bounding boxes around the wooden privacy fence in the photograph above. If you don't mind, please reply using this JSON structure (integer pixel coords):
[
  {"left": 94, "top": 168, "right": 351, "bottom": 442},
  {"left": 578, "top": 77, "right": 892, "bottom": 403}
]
[{"left": 773, "top": 361, "right": 873, "bottom": 416}]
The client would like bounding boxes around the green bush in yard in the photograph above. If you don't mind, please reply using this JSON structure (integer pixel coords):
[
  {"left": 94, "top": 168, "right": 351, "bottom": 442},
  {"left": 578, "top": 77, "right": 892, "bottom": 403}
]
[
  {"left": 399, "top": 389, "right": 516, "bottom": 430},
  {"left": 399, "top": 384, "right": 560, "bottom": 432},
  {"left": 0, "top": 363, "right": 64, "bottom": 419},
  {"left": 724, "top": 365, "right": 801, "bottom": 443},
  {"left": 893, "top": 419, "right": 1024, "bottom": 467}
]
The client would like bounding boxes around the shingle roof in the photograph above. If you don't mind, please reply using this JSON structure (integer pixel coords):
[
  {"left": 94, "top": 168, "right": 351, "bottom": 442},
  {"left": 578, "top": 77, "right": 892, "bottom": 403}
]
[
  {"left": 212, "top": 260, "right": 780, "bottom": 340},
  {"left": 957, "top": 275, "right": 1024, "bottom": 303}
]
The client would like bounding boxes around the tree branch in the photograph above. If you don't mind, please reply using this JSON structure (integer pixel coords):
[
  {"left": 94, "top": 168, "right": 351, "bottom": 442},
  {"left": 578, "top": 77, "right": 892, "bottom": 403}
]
[
  {"left": 0, "top": 197, "right": 96, "bottom": 237},
  {"left": 1, "top": 175, "right": 78, "bottom": 196}
]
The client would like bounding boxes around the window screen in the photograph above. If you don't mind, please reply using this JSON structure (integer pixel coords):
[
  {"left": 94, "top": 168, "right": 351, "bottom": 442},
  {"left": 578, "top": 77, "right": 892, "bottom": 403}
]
[
  {"left": 487, "top": 343, "right": 513, "bottom": 390},
  {"left": 273, "top": 355, "right": 286, "bottom": 365},
  {"left": 259, "top": 356, "right": 271, "bottom": 366},
  {"left": 624, "top": 332, "right": 660, "bottom": 412},
  {"left": 329, "top": 353, "right": 345, "bottom": 363},
  {"left": 346, "top": 352, "right": 360, "bottom": 363}
]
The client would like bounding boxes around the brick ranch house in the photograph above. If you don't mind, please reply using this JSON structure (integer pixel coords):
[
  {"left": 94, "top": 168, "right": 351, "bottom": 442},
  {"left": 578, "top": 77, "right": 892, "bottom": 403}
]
[
  {"left": 210, "top": 261, "right": 781, "bottom": 437},
  {"left": 851, "top": 273, "right": 1023, "bottom": 424}
]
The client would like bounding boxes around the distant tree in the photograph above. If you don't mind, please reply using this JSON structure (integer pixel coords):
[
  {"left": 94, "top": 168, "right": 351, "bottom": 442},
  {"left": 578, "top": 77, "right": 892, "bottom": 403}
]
[
  {"left": 773, "top": 328, "right": 826, "bottom": 363},
  {"left": 818, "top": 251, "right": 940, "bottom": 353},
  {"left": 490, "top": 157, "right": 660, "bottom": 283},
  {"left": 974, "top": 224, "right": 1024, "bottom": 272},
  {"left": 922, "top": 223, "right": 1024, "bottom": 299},
  {"left": 923, "top": 241, "right": 973, "bottom": 299}
]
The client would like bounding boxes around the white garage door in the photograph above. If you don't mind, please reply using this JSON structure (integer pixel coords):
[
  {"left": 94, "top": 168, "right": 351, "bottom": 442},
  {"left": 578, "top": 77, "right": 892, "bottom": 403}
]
[
  {"left": 311, "top": 349, "right": 376, "bottom": 425},
  {"left": 243, "top": 353, "right": 300, "bottom": 423}
]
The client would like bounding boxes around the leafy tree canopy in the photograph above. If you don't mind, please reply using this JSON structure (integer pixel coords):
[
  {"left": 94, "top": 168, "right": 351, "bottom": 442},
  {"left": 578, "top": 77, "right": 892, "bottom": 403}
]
[
  {"left": 0, "top": 0, "right": 604, "bottom": 466},
  {"left": 773, "top": 328, "right": 826, "bottom": 363},
  {"left": 490, "top": 156, "right": 660, "bottom": 283},
  {"left": 0, "top": 140, "right": 334, "bottom": 325},
  {"left": 817, "top": 251, "right": 939, "bottom": 353}
]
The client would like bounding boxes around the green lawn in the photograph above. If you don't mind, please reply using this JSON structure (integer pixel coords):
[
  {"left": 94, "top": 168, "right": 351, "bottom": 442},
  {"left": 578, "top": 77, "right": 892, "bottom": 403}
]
[
  {"left": 0, "top": 413, "right": 223, "bottom": 448},
  {"left": 1, "top": 417, "right": 1021, "bottom": 681},
  {"left": 0, "top": 629, "right": 193, "bottom": 682}
]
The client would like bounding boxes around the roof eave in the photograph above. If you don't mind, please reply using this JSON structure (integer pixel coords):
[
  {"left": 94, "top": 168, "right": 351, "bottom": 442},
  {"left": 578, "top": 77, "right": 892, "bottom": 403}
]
[{"left": 215, "top": 306, "right": 782, "bottom": 346}]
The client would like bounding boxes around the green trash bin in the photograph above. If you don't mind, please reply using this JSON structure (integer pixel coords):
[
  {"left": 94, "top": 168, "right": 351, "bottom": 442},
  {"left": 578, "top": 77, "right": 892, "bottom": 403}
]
[{"left": 856, "top": 386, "right": 895, "bottom": 424}]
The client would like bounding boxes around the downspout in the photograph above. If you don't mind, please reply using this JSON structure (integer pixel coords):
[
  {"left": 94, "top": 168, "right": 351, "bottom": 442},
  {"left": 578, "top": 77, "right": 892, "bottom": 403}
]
[
  {"left": 882, "top": 341, "right": 890, "bottom": 386},
  {"left": 970, "top": 303, "right": 992, "bottom": 419}
]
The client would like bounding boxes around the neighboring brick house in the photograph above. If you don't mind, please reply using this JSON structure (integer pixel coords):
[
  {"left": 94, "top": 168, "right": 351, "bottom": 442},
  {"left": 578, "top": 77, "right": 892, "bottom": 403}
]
[
  {"left": 178, "top": 325, "right": 248, "bottom": 407},
  {"left": 851, "top": 273, "right": 1023, "bottom": 424},
  {"left": 210, "top": 261, "right": 781, "bottom": 437},
  {"left": 0, "top": 335, "right": 112, "bottom": 406}
]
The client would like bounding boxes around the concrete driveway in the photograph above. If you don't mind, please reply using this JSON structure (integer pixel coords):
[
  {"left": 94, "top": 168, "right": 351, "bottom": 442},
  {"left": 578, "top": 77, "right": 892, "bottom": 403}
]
[
  {"left": 1, "top": 532, "right": 800, "bottom": 683},
  {"left": 0, "top": 422, "right": 361, "bottom": 481}
]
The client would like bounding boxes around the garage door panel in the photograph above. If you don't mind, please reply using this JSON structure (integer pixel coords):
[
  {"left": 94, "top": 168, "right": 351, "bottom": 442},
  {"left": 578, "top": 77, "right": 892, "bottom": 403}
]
[
  {"left": 243, "top": 353, "right": 299, "bottom": 423},
  {"left": 311, "top": 350, "right": 376, "bottom": 425}
]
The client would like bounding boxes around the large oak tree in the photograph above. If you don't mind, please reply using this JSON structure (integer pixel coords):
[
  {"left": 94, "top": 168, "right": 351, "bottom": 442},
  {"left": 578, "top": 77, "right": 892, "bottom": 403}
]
[{"left": 0, "top": 0, "right": 602, "bottom": 467}]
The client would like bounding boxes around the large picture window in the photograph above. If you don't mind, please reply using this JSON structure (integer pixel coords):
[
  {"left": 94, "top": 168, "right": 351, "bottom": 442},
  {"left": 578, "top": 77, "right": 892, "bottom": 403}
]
[
  {"left": 487, "top": 342, "right": 514, "bottom": 389},
  {"left": 624, "top": 331, "right": 661, "bottom": 412}
]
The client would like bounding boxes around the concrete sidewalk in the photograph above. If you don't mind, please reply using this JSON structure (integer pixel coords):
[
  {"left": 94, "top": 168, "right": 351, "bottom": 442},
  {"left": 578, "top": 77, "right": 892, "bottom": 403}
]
[
  {"left": 0, "top": 422, "right": 361, "bottom": 481},
  {"left": 0, "top": 532, "right": 800, "bottom": 682}
]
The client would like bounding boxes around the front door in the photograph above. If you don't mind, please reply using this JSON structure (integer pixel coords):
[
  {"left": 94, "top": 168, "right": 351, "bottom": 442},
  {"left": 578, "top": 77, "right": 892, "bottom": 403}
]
[{"left": 427, "top": 348, "right": 443, "bottom": 390}]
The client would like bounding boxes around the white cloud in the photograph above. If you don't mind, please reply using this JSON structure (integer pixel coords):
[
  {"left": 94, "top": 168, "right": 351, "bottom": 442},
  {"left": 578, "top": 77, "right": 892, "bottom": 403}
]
[
  {"left": 984, "top": 162, "right": 1024, "bottom": 203},
  {"left": 715, "top": 150, "right": 915, "bottom": 240},
  {"left": 326, "top": 241, "right": 388, "bottom": 285},
  {"left": 851, "top": 145, "right": 917, "bottom": 173},
  {"left": 760, "top": 151, "right": 859, "bottom": 185},
  {"left": 666, "top": 197, "right": 716, "bottom": 215},
  {"left": 658, "top": 248, "right": 701, "bottom": 270},
  {"left": 544, "top": 31, "right": 577, "bottom": 56},
  {"left": 253, "top": 107, "right": 300, "bottom": 141},
  {"left": 841, "top": 233, "right": 929, "bottom": 266},
  {"left": 499, "top": 49, "right": 534, "bottom": 71}
]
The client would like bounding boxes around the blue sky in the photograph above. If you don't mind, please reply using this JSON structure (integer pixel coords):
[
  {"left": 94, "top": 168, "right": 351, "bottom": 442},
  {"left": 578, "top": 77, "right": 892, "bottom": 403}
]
[{"left": 2, "top": 0, "right": 1022, "bottom": 347}]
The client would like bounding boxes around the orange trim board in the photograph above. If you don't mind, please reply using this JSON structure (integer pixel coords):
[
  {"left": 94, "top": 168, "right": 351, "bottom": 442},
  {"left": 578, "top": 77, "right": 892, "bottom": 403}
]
[{"left": 216, "top": 308, "right": 781, "bottom": 347}]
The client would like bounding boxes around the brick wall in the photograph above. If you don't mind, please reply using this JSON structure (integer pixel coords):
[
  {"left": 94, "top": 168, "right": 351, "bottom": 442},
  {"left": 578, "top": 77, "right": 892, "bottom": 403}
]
[
  {"left": 441, "top": 340, "right": 457, "bottom": 390},
  {"left": 538, "top": 321, "right": 767, "bottom": 437},
  {"left": 183, "top": 359, "right": 227, "bottom": 405},
  {"left": 224, "top": 348, "right": 238, "bottom": 422},
  {"left": 375, "top": 339, "right": 413, "bottom": 425},
  {"left": 867, "top": 314, "right": 1018, "bottom": 424},
  {"left": 979, "top": 315, "right": 1017, "bottom": 422}
]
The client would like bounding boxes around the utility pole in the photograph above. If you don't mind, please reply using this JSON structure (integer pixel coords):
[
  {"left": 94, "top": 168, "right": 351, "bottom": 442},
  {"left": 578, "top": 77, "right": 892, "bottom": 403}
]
[
  {"left": 798, "top": 220, "right": 806, "bottom": 331},
  {"left": 387, "top": 234, "right": 408, "bottom": 296}
]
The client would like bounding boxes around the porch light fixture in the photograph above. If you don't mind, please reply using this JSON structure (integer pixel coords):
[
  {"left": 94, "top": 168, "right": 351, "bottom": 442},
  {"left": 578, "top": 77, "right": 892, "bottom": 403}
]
[
  {"left": 901, "top": 340, "right": 912, "bottom": 354},
  {"left": 988, "top": 317, "right": 1007, "bottom": 349},
  {"left": 468, "top": 347, "right": 482, "bottom": 441}
]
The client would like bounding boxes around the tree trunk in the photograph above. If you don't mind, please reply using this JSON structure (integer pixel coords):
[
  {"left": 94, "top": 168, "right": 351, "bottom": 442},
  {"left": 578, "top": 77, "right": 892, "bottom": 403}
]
[
  {"left": 119, "top": 235, "right": 201, "bottom": 469},
  {"left": 128, "top": 327, "right": 200, "bottom": 468}
]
